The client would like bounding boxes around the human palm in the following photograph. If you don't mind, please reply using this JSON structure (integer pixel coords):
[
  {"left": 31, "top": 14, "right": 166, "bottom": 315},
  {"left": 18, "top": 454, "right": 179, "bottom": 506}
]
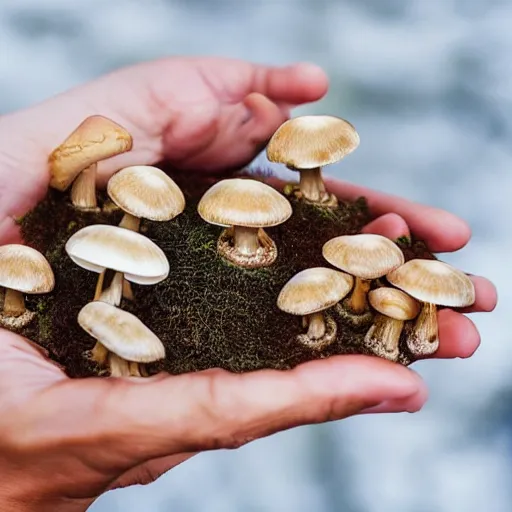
[{"left": 0, "top": 57, "right": 497, "bottom": 512}]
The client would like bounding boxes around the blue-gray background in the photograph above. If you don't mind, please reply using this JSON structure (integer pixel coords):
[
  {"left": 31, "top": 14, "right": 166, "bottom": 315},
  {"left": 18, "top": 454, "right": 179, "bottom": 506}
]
[{"left": 1, "top": 0, "right": 509, "bottom": 511}]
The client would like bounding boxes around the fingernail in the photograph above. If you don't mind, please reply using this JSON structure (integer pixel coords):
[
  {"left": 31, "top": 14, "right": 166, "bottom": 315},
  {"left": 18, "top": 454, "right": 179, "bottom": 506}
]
[{"left": 360, "top": 390, "right": 427, "bottom": 415}]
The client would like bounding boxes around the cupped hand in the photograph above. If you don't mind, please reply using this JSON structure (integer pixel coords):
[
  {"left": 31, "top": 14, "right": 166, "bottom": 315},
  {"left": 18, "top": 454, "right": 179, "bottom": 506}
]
[{"left": 0, "top": 57, "right": 497, "bottom": 512}]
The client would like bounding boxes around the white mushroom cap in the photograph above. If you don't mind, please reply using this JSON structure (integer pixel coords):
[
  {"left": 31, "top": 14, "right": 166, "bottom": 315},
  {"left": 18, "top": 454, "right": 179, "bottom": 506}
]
[
  {"left": 386, "top": 259, "right": 475, "bottom": 307},
  {"left": 368, "top": 287, "right": 420, "bottom": 321},
  {"left": 78, "top": 301, "right": 165, "bottom": 363},
  {"left": 65, "top": 225, "right": 169, "bottom": 284},
  {"left": 197, "top": 178, "right": 292, "bottom": 228},
  {"left": 322, "top": 234, "right": 404, "bottom": 279},
  {"left": 277, "top": 267, "right": 354, "bottom": 316},
  {"left": 49, "top": 115, "right": 133, "bottom": 191},
  {"left": 0, "top": 244, "right": 55, "bottom": 293},
  {"left": 107, "top": 165, "right": 185, "bottom": 221},
  {"left": 266, "top": 115, "right": 360, "bottom": 169}
]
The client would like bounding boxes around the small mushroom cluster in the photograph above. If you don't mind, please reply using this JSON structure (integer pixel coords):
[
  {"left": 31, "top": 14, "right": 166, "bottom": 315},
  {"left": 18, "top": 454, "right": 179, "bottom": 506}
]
[
  {"left": 64, "top": 164, "right": 186, "bottom": 377},
  {"left": 276, "top": 233, "right": 476, "bottom": 361}
]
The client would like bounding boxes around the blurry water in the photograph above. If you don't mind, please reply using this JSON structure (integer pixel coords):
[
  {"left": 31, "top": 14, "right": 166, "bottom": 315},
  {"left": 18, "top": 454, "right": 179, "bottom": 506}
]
[{"left": 0, "top": 0, "right": 509, "bottom": 510}]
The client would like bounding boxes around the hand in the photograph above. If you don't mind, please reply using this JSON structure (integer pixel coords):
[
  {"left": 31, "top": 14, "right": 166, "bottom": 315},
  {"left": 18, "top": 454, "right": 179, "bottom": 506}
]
[{"left": 0, "top": 57, "right": 496, "bottom": 512}]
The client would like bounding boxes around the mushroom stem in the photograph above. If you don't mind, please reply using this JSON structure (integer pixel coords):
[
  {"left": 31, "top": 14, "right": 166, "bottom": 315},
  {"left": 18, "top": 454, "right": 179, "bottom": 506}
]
[
  {"left": 298, "top": 168, "right": 326, "bottom": 202},
  {"left": 99, "top": 272, "right": 124, "bottom": 307},
  {"left": 407, "top": 302, "right": 439, "bottom": 356},
  {"left": 3, "top": 288, "right": 26, "bottom": 317},
  {"left": 119, "top": 213, "right": 141, "bottom": 232},
  {"left": 94, "top": 271, "right": 106, "bottom": 301},
  {"left": 91, "top": 272, "right": 124, "bottom": 365},
  {"left": 233, "top": 226, "right": 260, "bottom": 256},
  {"left": 108, "top": 353, "right": 146, "bottom": 377},
  {"left": 364, "top": 314, "right": 403, "bottom": 361},
  {"left": 346, "top": 277, "right": 371, "bottom": 314},
  {"left": 109, "top": 353, "right": 131, "bottom": 377},
  {"left": 70, "top": 164, "right": 98, "bottom": 210},
  {"left": 90, "top": 342, "right": 109, "bottom": 366},
  {"left": 122, "top": 280, "right": 135, "bottom": 301},
  {"left": 304, "top": 311, "right": 326, "bottom": 339}
]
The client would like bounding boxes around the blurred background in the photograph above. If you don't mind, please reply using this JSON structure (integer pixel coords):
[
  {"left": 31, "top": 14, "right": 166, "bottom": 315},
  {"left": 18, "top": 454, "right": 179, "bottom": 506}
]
[{"left": 0, "top": 0, "right": 509, "bottom": 510}]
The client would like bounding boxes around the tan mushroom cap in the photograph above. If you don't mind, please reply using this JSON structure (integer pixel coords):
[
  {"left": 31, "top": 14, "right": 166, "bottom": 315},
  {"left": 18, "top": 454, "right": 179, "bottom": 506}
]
[
  {"left": 197, "top": 178, "right": 292, "bottom": 227},
  {"left": 266, "top": 115, "right": 360, "bottom": 169},
  {"left": 368, "top": 287, "right": 420, "bottom": 321},
  {"left": 323, "top": 234, "right": 404, "bottom": 280},
  {"left": 0, "top": 244, "right": 54, "bottom": 293},
  {"left": 78, "top": 301, "right": 165, "bottom": 362},
  {"left": 277, "top": 267, "right": 354, "bottom": 316},
  {"left": 65, "top": 225, "right": 169, "bottom": 285},
  {"left": 49, "top": 115, "right": 133, "bottom": 191},
  {"left": 386, "top": 259, "right": 475, "bottom": 308},
  {"left": 107, "top": 166, "right": 185, "bottom": 221}
]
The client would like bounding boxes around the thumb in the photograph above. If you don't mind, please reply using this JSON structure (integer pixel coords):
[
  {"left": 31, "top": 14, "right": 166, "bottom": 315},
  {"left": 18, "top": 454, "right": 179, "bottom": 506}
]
[
  {"left": 241, "top": 92, "right": 288, "bottom": 145},
  {"left": 68, "top": 356, "right": 427, "bottom": 467}
]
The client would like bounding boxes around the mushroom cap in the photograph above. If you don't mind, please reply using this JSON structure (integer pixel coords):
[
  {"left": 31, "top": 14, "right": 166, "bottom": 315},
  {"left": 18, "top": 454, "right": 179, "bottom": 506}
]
[
  {"left": 0, "top": 244, "right": 55, "bottom": 294},
  {"left": 107, "top": 165, "right": 185, "bottom": 221},
  {"left": 386, "top": 259, "right": 475, "bottom": 307},
  {"left": 266, "top": 115, "right": 360, "bottom": 170},
  {"left": 368, "top": 287, "right": 420, "bottom": 321},
  {"left": 78, "top": 301, "right": 165, "bottom": 363},
  {"left": 65, "top": 225, "right": 169, "bottom": 285},
  {"left": 49, "top": 115, "right": 133, "bottom": 191},
  {"left": 322, "top": 234, "right": 404, "bottom": 279},
  {"left": 277, "top": 267, "right": 354, "bottom": 316},
  {"left": 197, "top": 178, "right": 292, "bottom": 228}
]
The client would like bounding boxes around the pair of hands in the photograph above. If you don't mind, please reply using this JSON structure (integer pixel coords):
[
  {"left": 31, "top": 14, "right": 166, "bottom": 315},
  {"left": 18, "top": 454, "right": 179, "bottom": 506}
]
[{"left": 0, "top": 57, "right": 497, "bottom": 512}]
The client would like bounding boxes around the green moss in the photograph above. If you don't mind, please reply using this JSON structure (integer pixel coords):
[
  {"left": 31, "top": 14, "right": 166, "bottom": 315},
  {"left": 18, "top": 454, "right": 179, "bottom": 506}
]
[{"left": 18, "top": 173, "right": 434, "bottom": 378}]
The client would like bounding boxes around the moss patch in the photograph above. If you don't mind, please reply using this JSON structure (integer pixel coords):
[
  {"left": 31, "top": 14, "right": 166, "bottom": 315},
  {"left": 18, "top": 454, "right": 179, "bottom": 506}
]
[{"left": 17, "top": 172, "right": 434, "bottom": 378}]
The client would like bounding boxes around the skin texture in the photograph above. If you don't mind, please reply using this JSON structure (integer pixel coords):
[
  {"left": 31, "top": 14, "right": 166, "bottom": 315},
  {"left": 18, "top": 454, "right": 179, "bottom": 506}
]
[{"left": 0, "top": 57, "right": 497, "bottom": 512}]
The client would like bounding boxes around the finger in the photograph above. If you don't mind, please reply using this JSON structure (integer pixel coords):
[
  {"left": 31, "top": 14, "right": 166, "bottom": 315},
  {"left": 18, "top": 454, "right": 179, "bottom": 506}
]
[
  {"left": 241, "top": 93, "right": 287, "bottom": 145},
  {"left": 110, "top": 452, "right": 196, "bottom": 490},
  {"left": 324, "top": 178, "right": 471, "bottom": 253},
  {"left": 253, "top": 62, "right": 329, "bottom": 105},
  {"left": 80, "top": 355, "right": 426, "bottom": 464},
  {"left": 361, "top": 213, "right": 410, "bottom": 240},
  {"left": 459, "top": 275, "right": 498, "bottom": 313},
  {"left": 425, "top": 309, "right": 480, "bottom": 359}
]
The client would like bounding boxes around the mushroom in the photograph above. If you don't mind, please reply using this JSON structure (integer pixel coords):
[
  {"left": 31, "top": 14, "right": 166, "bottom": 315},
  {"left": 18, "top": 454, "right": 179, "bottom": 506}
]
[
  {"left": 277, "top": 267, "right": 353, "bottom": 349},
  {"left": 0, "top": 245, "right": 55, "bottom": 328},
  {"left": 197, "top": 178, "right": 292, "bottom": 268},
  {"left": 266, "top": 115, "right": 360, "bottom": 206},
  {"left": 107, "top": 165, "right": 186, "bottom": 232},
  {"left": 49, "top": 115, "right": 133, "bottom": 210},
  {"left": 78, "top": 301, "right": 165, "bottom": 377},
  {"left": 365, "top": 287, "right": 420, "bottom": 362},
  {"left": 65, "top": 224, "right": 169, "bottom": 364},
  {"left": 322, "top": 234, "right": 404, "bottom": 317},
  {"left": 386, "top": 259, "right": 475, "bottom": 357}
]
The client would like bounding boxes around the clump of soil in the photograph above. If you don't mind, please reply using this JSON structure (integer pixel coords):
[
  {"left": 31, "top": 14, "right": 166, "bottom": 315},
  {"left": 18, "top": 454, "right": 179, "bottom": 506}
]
[{"left": 16, "top": 171, "right": 434, "bottom": 378}]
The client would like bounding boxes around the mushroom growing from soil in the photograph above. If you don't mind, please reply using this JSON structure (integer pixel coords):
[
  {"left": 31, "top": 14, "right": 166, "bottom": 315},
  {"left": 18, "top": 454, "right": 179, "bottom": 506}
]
[
  {"left": 65, "top": 224, "right": 169, "bottom": 364},
  {"left": 266, "top": 115, "right": 360, "bottom": 206},
  {"left": 107, "top": 165, "right": 186, "bottom": 232},
  {"left": 48, "top": 115, "right": 132, "bottom": 210},
  {"left": 277, "top": 267, "right": 353, "bottom": 350},
  {"left": 197, "top": 178, "right": 292, "bottom": 268},
  {"left": 322, "top": 234, "right": 404, "bottom": 322},
  {"left": 365, "top": 287, "right": 420, "bottom": 362},
  {"left": 78, "top": 301, "right": 165, "bottom": 377},
  {"left": 0, "top": 244, "right": 55, "bottom": 328},
  {"left": 386, "top": 259, "right": 475, "bottom": 357}
]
